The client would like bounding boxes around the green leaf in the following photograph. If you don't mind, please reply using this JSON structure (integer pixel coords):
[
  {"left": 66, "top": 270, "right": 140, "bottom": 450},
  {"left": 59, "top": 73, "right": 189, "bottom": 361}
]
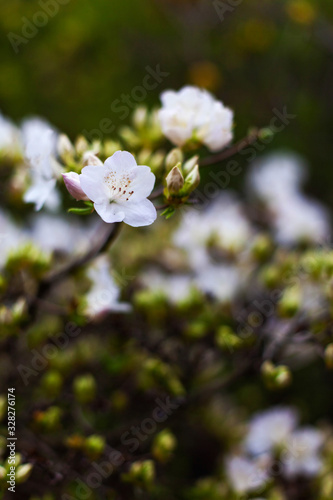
[
  {"left": 161, "top": 206, "right": 175, "bottom": 219},
  {"left": 68, "top": 207, "right": 93, "bottom": 215}
]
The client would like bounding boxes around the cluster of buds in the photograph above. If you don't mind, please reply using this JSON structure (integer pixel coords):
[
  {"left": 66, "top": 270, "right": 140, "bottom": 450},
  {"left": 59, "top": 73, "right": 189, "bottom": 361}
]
[{"left": 163, "top": 148, "right": 200, "bottom": 209}]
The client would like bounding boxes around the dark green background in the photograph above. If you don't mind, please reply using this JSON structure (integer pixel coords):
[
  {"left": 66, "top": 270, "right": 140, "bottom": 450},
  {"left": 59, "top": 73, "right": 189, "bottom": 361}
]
[{"left": 1, "top": 0, "right": 333, "bottom": 203}]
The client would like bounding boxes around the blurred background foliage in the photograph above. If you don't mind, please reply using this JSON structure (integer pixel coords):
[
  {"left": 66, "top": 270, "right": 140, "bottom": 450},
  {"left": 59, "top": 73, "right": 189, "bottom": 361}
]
[{"left": 1, "top": 0, "right": 333, "bottom": 203}]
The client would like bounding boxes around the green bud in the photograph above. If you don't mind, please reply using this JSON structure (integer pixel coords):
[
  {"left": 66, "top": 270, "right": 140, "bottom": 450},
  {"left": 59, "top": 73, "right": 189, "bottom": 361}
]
[
  {"left": 152, "top": 429, "right": 177, "bottom": 462},
  {"left": 0, "top": 466, "right": 5, "bottom": 480},
  {"left": 165, "top": 148, "right": 183, "bottom": 171},
  {"left": 41, "top": 370, "right": 63, "bottom": 397},
  {"left": 132, "top": 106, "right": 148, "bottom": 129},
  {"left": 261, "top": 361, "right": 292, "bottom": 390},
  {"left": 83, "top": 435, "right": 105, "bottom": 459},
  {"left": 251, "top": 234, "right": 273, "bottom": 261},
  {"left": 182, "top": 155, "right": 199, "bottom": 176},
  {"left": 278, "top": 285, "right": 301, "bottom": 317},
  {"left": 58, "top": 134, "right": 74, "bottom": 159},
  {"left": 260, "top": 265, "right": 281, "bottom": 288},
  {"left": 125, "top": 460, "right": 155, "bottom": 488},
  {"left": 119, "top": 126, "right": 141, "bottom": 148},
  {"left": 215, "top": 326, "right": 242, "bottom": 351},
  {"left": 185, "top": 321, "right": 208, "bottom": 339},
  {"left": 73, "top": 374, "right": 96, "bottom": 404},
  {"left": 179, "top": 164, "right": 200, "bottom": 196},
  {"left": 325, "top": 343, "right": 333, "bottom": 370},
  {"left": 16, "top": 463, "right": 33, "bottom": 483},
  {"left": 258, "top": 127, "right": 275, "bottom": 141},
  {"left": 103, "top": 140, "right": 122, "bottom": 157},
  {"left": 75, "top": 135, "right": 89, "bottom": 155},
  {"left": 166, "top": 164, "right": 184, "bottom": 195}
]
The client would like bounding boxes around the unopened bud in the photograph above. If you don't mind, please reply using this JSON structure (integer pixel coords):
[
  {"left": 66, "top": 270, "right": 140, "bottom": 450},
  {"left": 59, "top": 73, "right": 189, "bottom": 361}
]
[
  {"left": 62, "top": 172, "right": 89, "bottom": 201},
  {"left": 325, "top": 343, "right": 333, "bottom": 370},
  {"left": 261, "top": 361, "right": 292, "bottom": 390},
  {"left": 82, "top": 151, "right": 103, "bottom": 166},
  {"left": 73, "top": 374, "right": 96, "bottom": 404},
  {"left": 83, "top": 435, "right": 105, "bottom": 459},
  {"left": 16, "top": 463, "right": 33, "bottom": 483},
  {"left": 166, "top": 164, "right": 184, "bottom": 195},
  {"left": 152, "top": 429, "right": 177, "bottom": 462},
  {"left": 182, "top": 155, "right": 199, "bottom": 176},
  {"left": 126, "top": 460, "right": 155, "bottom": 487},
  {"left": 165, "top": 148, "right": 183, "bottom": 171},
  {"left": 180, "top": 164, "right": 200, "bottom": 195},
  {"left": 133, "top": 106, "right": 148, "bottom": 129},
  {"left": 278, "top": 285, "right": 301, "bottom": 318},
  {"left": 75, "top": 135, "right": 89, "bottom": 155},
  {"left": 58, "top": 134, "right": 74, "bottom": 158}
]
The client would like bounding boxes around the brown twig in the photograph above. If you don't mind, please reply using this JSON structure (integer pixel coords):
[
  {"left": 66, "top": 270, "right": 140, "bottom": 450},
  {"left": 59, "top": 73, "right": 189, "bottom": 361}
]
[{"left": 199, "top": 129, "right": 260, "bottom": 167}]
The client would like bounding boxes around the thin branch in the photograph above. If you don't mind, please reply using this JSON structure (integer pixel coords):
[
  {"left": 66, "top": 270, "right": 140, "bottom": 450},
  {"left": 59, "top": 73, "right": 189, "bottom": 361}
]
[{"left": 199, "top": 129, "right": 260, "bottom": 167}]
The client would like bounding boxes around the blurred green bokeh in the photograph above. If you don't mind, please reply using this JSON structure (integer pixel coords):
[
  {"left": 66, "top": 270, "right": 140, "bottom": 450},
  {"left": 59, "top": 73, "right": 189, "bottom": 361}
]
[{"left": 1, "top": 0, "right": 333, "bottom": 202}]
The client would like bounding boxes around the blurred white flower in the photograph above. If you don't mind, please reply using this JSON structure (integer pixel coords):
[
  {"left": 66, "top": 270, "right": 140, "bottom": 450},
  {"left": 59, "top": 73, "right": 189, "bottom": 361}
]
[
  {"left": 195, "top": 264, "right": 242, "bottom": 303},
  {"left": 273, "top": 194, "right": 330, "bottom": 245},
  {"left": 225, "top": 455, "right": 269, "bottom": 494},
  {"left": 173, "top": 193, "right": 252, "bottom": 268},
  {"left": 84, "top": 255, "right": 131, "bottom": 318},
  {"left": 248, "top": 153, "right": 306, "bottom": 204},
  {"left": 159, "top": 86, "right": 233, "bottom": 151},
  {"left": 0, "top": 112, "right": 22, "bottom": 157},
  {"left": 71, "top": 151, "right": 156, "bottom": 227},
  {"left": 29, "top": 213, "right": 96, "bottom": 255},
  {"left": 283, "top": 427, "right": 324, "bottom": 478},
  {"left": 244, "top": 406, "right": 298, "bottom": 456},
  {"left": 141, "top": 270, "right": 195, "bottom": 304},
  {"left": 22, "top": 118, "right": 61, "bottom": 211},
  {"left": 0, "top": 210, "right": 27, "bottom": 266}
]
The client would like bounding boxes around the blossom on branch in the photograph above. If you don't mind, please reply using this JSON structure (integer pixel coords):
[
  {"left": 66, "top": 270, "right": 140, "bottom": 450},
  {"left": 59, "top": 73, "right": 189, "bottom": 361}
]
[
  {"left": 158, "top": 85, "right": 233, "bottom": 151},
  {"left": 64, "top": 151, "right": 157, "bottom": 227}
]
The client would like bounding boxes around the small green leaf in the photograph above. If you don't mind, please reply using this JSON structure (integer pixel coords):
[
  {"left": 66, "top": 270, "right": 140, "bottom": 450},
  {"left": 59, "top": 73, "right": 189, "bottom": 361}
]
[
  {"left": 83, "top": 200, "right": 94, "bottom": 207},
  {"left": 68, "top": 207, "right": 93, "bottom": 215},
  {"left": 161, "top": 206, "right": 175, "bottom": 219}
]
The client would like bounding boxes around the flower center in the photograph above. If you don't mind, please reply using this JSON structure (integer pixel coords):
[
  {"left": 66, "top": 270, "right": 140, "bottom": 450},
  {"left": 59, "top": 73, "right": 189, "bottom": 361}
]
[{"left": 104, "top": 170, "right": 134, "bottom": 203}]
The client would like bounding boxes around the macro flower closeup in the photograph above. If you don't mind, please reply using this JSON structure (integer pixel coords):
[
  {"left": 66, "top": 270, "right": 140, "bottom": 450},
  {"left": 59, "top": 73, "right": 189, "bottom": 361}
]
[
  {"left": 64, "top": 151, "right": 157, "bottom": 227},
  {"left": 158, "top": 85, "right": 233, "bottom": 151}
]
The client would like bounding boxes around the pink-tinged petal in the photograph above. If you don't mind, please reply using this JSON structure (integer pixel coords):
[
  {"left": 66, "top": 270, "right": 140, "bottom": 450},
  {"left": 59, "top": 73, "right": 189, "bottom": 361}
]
[
  {"left": 62, "top": 172, "right": 89, "bottom": 201},
  {"left": 121, "top": 199, "right": 157, "bottom": 227},
  {"left": 104, "top": 151, "right": 137, "bottom": 172},
  {"left": 126, "top": 166, "right": 156, "bottom": 202},
  {"left": 80, "top": 165, "right": 108, "bottom": 203},
  {"left": 94, "top": 202, "right": 126, "bottom": 223}
]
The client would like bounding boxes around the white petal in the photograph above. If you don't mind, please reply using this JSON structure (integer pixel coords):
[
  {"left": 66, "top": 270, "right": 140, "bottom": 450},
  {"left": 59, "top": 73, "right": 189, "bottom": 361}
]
[
  {"left": 80, "top": 165, "right": 108, "bottom": 203},
  {"left": 94, "top": 202, "right": 126, "bottom": 223},
  {"left": 126, "top": 166, "right": 155, "bottom": 202},
  {"left": 24, "top": 178, "right": 56, "bottom": 211},
  {"left": 104, "top": 151, "right": 137, "bottom": 172},
  {"left": 121, "top": 199, "right": 157, "bottom": 227}
]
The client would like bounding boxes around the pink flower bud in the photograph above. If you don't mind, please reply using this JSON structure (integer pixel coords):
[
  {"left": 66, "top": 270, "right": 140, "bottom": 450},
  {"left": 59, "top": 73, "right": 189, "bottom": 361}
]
[{"left": 62, "top": 172, "right": 89, "bottom": 201}]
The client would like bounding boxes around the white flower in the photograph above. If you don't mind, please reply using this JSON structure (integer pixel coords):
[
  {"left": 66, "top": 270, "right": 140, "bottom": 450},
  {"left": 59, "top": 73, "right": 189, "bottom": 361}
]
[
  {"left": 84, "top": 255, "right": 131, "bottom": 318},
  {"left": 225, "top": 455, "right": 269, "bottom": 494},
  {"left": 73, "top": 151, "right": 156, "bottom": 227},
  {"left": 22, "top": 118, "right": 61, "bottom": 211},
  {"left": 283, "top": 427, "right": 324, "bottom": 478},
  {"left": 159, "top": 86, "right": 233, "bottom": 151},
  {"left": 141, "top": 270, "right": 195, "bottom": 304},
  {"left": 173, "top": 193, "right": 252, "bottom": 268},
  {"left": 247, "top": 153, "right": 306, "bottom": 204},
  {"left": 0, "top": 210, "right": 28, "bottom": 267},
  {"left": 244, "top": 406, "right": 298, "bottom": 456},
  {"left": 29, "top": 213, "right": 96, "bottom": 255},
  {"left": 195, "top": 264, "right": 242, "bottom": 303},
  {"left": 273, "top": 194, "right": 330, "bottom": 245}
]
